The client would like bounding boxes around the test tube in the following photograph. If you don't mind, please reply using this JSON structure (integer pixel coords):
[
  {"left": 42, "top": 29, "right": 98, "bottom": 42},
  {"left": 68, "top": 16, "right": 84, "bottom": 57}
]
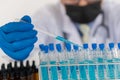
[
  {"left": 100, "top": 44, "right": 111, "bottom": 80},
  {"left": 48, "top": 43, "right": 58, "bottom": 80},
  {"left": 65, "top": 43, "right": 77, "bottom": 80},
  {"left": 78, "top": 44, "right": 87, "bottom": 80},
  {"left": 110, "top": 43, "right": 120, "bottom": 79},
  {"left": 116, "top": 43, "right": 120, "bottom": 79},
  {"left": 86, "top": 44, "right": 96, "bottom": 80},
  {"left": 106, "top": 43, "right": 115, "bottom": 79},
  {"left": 39, "top": 45, "right": 49, "bottom": 80},
  {"left": 98, "top": 44, "right": 105, "bottom": 80},
  {"left": 73, "top": 45, "right": 80, "bottom": 79},
  {"left": 91, "top": 43, "right": 98, "bottom": 80},
  {"left": 56, "top": 44, "right": 62, "bottom": 80},
  {"left": 56, "top": 44, "right": 68, "bottom": 80}
]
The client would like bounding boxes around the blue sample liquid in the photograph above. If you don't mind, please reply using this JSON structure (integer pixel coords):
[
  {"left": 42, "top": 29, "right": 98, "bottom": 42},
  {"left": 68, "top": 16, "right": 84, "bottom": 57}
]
[
  {"left": 107, "top": 59, "right": 115, "bottom": 79},
  {"left": 59, "top": 61, "right": 68, "bottom": 80},
  {"left": 98, "top": 65, "right": 104, "bottom": 79},
  {"left": 69, "top": 59, "right": 77, "bottom": 80},
  {"left": 87, "top": 60, "right": 96, "bottom": 80},
  {"left": 79, "top": 61, "right": 87, "bottom": 80},
  {"left": 97, "top": 58, "right": 105, "bottom": 80},
  {"left": 113, "top": 58, "right": 120, "bottom": 79},
  {"left": 40, "top": 62, "right": 49, "bottom": 80},
  {"left": 50, "top": 61, "right": 58, "bottom": 80}
]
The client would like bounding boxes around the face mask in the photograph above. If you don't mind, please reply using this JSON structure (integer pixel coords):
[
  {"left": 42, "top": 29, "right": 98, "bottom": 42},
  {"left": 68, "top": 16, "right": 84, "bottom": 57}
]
[{"left": 65, "top": 1, "right": 102, "bottom": 23}]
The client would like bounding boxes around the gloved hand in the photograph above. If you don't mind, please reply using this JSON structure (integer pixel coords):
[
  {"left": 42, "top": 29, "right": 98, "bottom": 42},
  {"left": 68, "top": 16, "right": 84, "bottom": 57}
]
[{"left": 0, "top": 15, "right": 38, "bottom": 61}]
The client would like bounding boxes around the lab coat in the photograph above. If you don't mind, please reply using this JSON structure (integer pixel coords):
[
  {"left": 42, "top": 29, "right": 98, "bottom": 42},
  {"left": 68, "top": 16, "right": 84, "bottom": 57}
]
[{"left": 0, "top": 0, "right": 120, "bottom": 66}]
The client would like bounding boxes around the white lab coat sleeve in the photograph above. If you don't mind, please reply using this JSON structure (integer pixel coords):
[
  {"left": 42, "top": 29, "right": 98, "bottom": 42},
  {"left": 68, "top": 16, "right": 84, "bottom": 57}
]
[
  {"left": 32, "top": 6, "right": 56, "bottom": 44},
  {"left": 102, "top": 0, "right": 120, "bottom": 42},
  {"left": 28, "top": 6, "right": 58, "bottom": 66},
  {"left": 111, "top": 2, "right": 120, "bottom": 42}
]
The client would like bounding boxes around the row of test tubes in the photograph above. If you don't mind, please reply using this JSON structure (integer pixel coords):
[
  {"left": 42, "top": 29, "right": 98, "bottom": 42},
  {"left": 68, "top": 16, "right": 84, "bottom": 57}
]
[{"left": 39, "top": 43, "right": 120, "bottom": 80}]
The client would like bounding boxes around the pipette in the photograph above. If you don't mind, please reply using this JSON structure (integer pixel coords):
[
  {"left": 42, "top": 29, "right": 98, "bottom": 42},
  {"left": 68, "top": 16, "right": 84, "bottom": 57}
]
[
  {"left": 38, "top": 29, "right": 82, "bottom": 47},
  {"left": 18, "top": 19, "right": 82, "bottom": 48}
]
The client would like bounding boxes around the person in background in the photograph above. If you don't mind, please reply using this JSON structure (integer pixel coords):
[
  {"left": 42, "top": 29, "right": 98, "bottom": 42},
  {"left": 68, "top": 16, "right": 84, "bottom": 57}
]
[{"left": 0, "top": 0, "right": 120, "bottom": 65}]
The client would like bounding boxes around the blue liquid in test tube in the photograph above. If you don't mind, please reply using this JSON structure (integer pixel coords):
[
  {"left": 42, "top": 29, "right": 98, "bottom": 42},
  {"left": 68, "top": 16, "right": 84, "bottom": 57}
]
[
  {"left": 88, "top": 61, "right": 96, "bottom": 80},
  {"left": 113, "top": 58, "right": 120, "bottom": 79},
  {"left": 40, "top": 62, "right": 49, "bottom": 80},
  {"left": 73, "top": 45, "right": 81, "bottom": 80},
  {"left": 98, "top": 64, "right": 104, "bottom": 80},
  {"left": 69, "top": 59, "right": 77, "bottom": 80},
  {"left": 117, "top": 43, "right": 120, "bottom": 79},
  {"left": 79, "top": 61, "right": 87, "bottom": 80},
  {"left": 107, "top": 62, "right": 115, "bottom": 79},
  {"left": 59, "top": 61, "right": 68, "bottom": 80},
  {"left": 50, "top": 61, "right": 58, "bottom": 80}
]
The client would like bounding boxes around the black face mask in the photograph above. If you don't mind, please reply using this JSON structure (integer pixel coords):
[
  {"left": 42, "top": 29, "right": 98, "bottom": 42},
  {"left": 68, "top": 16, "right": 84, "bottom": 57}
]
[{"left": 65, "top": 1, "right": 102, "bottom": 23}]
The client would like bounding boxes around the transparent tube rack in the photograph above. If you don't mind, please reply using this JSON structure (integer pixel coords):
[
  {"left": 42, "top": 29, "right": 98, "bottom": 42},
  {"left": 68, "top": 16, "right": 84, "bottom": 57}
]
[
  {"left": 39, "top": 62, "right": 120, "bottom": 80},
  {"left": 38, "top": 43, "right": 120, "bottom": 80}
]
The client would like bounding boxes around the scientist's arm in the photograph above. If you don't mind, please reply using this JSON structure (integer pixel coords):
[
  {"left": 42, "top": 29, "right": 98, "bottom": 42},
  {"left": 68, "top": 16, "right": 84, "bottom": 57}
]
[
  {"left": 103, "top": 1, "right": 120, "bottom": 42},
  {"left": 0, "top": 15, "right": 38, "bottom": 61}
]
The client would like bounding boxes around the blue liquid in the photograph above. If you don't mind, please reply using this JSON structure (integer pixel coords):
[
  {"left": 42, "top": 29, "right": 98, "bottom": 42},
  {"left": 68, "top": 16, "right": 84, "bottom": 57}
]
[
  {"left": 87, "top": 61, "right": 96, "bottom": 80},
  {"left": 98, "top": 65, "right": 104, "bottom": 79},
  {"left": 79, "top": 61, "right": 87, "bottom": 80},
  {"left": 97, "top": 58, "right": 104, "bottom": 63},
  {"left": 50, "top": 61, "right": 58, "bottom": 80},
  {"left": 59, "top": 61, "right": 68, "bottom": 80},
  {"left": 107, "top": 59, "right": 115, "bottom": 79},
  {"left": 113, "top": 58, "right": 120, "bottom": 79},
  {"left": 69, "top": 59, "right": 77, "bottom": 80},
  {"left": 40, "top": 62, "right": 49, "bottom": 80},
  {"left": 116, "top": 66, "right": 120, "bottom": 79},
  {"left": 97, "top": 58, "right": 105, "bottom": 80}
]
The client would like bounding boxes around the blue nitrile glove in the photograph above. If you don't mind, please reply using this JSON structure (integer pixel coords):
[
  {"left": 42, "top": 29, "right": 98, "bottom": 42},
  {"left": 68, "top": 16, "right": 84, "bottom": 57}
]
[{"left": 0, "top": 15, "right": 38, "bottom": 61}]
